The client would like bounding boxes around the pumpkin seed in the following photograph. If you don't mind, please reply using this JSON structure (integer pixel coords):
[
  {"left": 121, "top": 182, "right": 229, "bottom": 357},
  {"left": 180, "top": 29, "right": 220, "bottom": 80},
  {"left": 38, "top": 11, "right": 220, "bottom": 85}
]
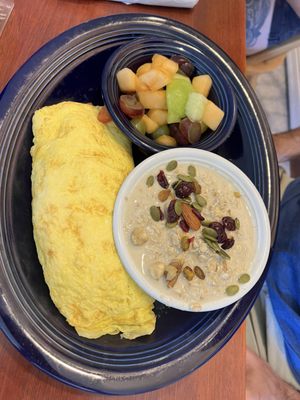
[
  {"left": 175, "top": 200, "right": 182, "bottom": 216},
  {"left": 203, "top": 234, "right": 218, "bottom": 242},
  {"left": 193, "top": 180, "right": 202, "bottom": 194},
  {"left": 235, "top": 217, "right": 240, "bottom": 229},
  {"left": 217, "top": 248, "right": 231, "bottom": 259},
  {"left": 201, "top": 220, "right": 212, "bottom": 227},
  {"left": 204, "top": 238, "right": 231, "bottom": 259},
  {"left": 238, "top": 273, "right": 250, "bottom": 284},
  {"left": 192, "top": 202, "right": 202, "bottom": 212},
  {"left": 188, "top": 165, "right": 196, "bottom": 177},
  {"left": 166, "top": 160, "right": 178, "bottom": 171},
  {"left": 150, "top": 206, "right": 161, "bottom": 221},
  {"left": 181, "top": 236, "right": 190, "bottom": 251},
  {"left": 158, "top": 189, "right": 171, "bottom": 202},
  {"left": 166, "top": 221, "right": 178, "bottom": 228},
  {"left": 183, "top": 266, "right": 195, "bottom": 281},
  {"left": 225, "top": 285, "right": 239, "bottom": 296},
  {"left": 194, "top": 266, "right": 205, "bottom": 280},
  {"left": 146, "top": 175, "right": 154, "bottom": 187},
  {"left": 202, "top": 227, "right": 218, "bottom": 238},
  {"left": 177, "top": 174, "right": 194, "bottom": 183},
  {"left": 181, "top": 197, "right": 192, "bottom": 204},
  {"left": 204, "top": 238, "right": 219, "bottom": 251},
  {"left": 195, "top": 194, "right": 207, "bottom": 207},
  {"left": 172, "top": 180, "right": 182, "bottom": 189}
]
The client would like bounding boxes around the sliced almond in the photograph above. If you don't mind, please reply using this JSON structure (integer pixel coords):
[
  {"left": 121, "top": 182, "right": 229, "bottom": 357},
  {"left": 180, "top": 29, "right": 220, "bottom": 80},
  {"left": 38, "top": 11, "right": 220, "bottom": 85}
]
[
  {"left": 166, "top": 259, "right": 183, "bottom": 288},
  {"left": 181, "top": 203, "right": 201, "bottom": 231}
]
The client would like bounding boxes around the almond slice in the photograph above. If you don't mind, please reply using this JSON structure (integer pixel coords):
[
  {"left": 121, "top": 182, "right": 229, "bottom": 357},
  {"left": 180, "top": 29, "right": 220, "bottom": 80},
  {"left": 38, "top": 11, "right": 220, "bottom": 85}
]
[{"left": 181, "top": 203, "right": 201, "bottom": 231}]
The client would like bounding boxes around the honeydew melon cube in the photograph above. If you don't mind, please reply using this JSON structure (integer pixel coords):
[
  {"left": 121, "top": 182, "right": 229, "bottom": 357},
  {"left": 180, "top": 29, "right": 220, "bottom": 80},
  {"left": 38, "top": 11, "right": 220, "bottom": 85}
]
[
  {"left": 116, "top": 68, "right": 137, "bottom": 92},
  {"left": 166, "top": 78, "right": 193, "bottom": 123},
  {"left": 172, "top": 73, "right": 191, "bottom": 82},
  {"left": 192, "top": 75, "right": 212, "bottom": 97},
  {"left": 202, "top": 100, "right": 224, "bottom": 130},
  {"left": 185, "top": 92, "right": 208, "bottom": 122}
]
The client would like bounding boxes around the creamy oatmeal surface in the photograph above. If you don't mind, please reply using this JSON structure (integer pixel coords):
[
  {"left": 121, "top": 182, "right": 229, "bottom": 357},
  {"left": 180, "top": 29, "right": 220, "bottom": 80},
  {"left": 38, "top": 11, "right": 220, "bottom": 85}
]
[{"left": 122, "top": 161, "right": 255, "bottom": 311}]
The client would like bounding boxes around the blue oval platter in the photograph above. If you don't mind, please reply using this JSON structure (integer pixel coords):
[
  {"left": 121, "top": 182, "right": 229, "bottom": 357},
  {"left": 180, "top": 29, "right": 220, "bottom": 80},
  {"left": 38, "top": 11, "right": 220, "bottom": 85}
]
[{"left": 0, "top": 14, "right": 279, "bottom": 395}]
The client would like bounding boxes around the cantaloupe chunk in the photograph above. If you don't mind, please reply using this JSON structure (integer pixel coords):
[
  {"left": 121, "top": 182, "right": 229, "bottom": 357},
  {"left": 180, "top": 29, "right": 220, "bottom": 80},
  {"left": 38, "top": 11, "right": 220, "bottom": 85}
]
[
  {"left": 147, "top": 109, "right": 168, "bottom": 126},
  {"left": 152, "top": 54, "right": 179, "bottom": 75},
  {"left": 138, "top": 68, "right": 171, "bottom": 91},
  {"left": 141, "top": 115, "right": 159, "bottom": 133},
  {"left": 135, "top": 77, "right": 148, "bottom": 91},
  {"left": 202, "top": 100, "right": 224, "bottom": 130},
  {"left": 152, "top": 54, "right": 170, "bottom": 67},
  {"left": 137, "top": 90, "right": 167, "bottom": 110},
  {"left": 116, "top": 68, "right": 137, "bottom": 92},
  {"left": 136, "top": 63, "right": 152, "bottom": 77},
  {"left": 192, "top": 75, "right": 213, "bottom": 97}
]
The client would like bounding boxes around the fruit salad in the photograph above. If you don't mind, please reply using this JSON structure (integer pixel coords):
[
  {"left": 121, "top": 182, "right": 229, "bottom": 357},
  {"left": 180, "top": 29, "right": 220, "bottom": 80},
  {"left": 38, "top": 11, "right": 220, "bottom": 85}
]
[{"left": 103, "top": 54, "right": 225, "bottom": 147}]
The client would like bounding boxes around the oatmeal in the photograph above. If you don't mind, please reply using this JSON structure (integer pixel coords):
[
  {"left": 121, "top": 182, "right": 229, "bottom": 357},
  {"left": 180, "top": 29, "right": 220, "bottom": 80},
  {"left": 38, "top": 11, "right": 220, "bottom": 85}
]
[{"left": 122, "top": 160, "right": 255, "bottom": 311}]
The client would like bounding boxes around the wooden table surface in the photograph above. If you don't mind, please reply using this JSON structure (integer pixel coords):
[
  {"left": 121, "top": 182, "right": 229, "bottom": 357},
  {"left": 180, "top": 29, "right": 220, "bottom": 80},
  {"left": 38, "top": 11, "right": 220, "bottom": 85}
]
[{"left": 0, "top": 1, "right": 246, "bottom": 399}]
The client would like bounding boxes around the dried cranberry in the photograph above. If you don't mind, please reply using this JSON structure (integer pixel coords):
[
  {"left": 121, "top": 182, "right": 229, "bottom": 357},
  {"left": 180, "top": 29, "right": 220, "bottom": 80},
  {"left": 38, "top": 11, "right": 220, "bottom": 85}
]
[
  {"left": 222, "top": 216, "right": 236, "bottom": 231},
  {"left": 179, "top": 218, "right": 189, "bottom": 232},
  {"left": 167, "top": 200, "right": 180, "bottom": 223},
  {"left": 221, "top": 237, "right": 235, "bottom": 249},
  {"left": 159, "top": 208, "right": 164, "bottom": 221},
  {"left": 175, "top": 181, "right": 194, "bottom": 198},
  {"left": 157, "top": 170, "right": 169, "bottom": 189},
  {"left": 192, "top": 208, "right": 205, "bottom": 221},
  {"left": 209, "top": 222, "right": 224, "bottom": 234},
  {"left": 217, "top": 231, "right": 228, "bottom": 244}
]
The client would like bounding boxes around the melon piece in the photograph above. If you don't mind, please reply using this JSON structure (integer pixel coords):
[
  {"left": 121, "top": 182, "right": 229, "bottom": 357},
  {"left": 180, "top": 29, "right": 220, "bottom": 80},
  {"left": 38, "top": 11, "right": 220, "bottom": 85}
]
[
  {"left": 136, "top": 63, "right": 152, "bottom": 77},
  {"left": 139, "top": 68, "right": 171, "bottom": 91},
  {"left": 192, "top": 75, "right": 212, "bottom": 97},
  {"left": 152, "top": 54, "right": 171, "bottom": 68},
  {"left": 116, "top": 68, "right": 137, "bottom": 92},
  {"left": 141, "top": 114, "right": 159, "bottom": 134},
  {"left": 152, "top": 54, "right": 178, "bottom": 75},
  {"left": 135, "top": 77, "right": 148, "bottom": 91},
  {"left": 172, "top": 73, "right": 191, "bottom": 83},
  {"left": 147, "top": 109, "right": 168, "bottom": 126},
  {"left": 131, "top": 117, "right": 146, "bottom": 135},
  {"left": 137, "top": 90, "right": 167, "bottom": 110},
  {"left": 202, "top": 100, "right": 224, "bottom": 130},
  {"left": 166, "top": 78, "right": 193, "bottom": 123},
  {"left": 155, "top": 135, "right": 177, "bottom": 147},
  {"left": 185, "top": 92, "right": 208, "bottom": 122}
]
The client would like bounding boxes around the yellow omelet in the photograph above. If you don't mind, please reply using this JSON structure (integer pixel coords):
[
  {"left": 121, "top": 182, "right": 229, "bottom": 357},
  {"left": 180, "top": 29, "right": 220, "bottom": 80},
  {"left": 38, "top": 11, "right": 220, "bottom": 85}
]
[{"left": 31, "top": 101, "right": 156, "bottom": 339}]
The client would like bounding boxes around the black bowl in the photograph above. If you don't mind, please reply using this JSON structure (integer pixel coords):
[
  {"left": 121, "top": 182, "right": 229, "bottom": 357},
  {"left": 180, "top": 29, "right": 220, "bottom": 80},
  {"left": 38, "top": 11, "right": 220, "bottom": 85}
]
[{"left": 102, "top": 36, "right": 237, "bottom": 154}]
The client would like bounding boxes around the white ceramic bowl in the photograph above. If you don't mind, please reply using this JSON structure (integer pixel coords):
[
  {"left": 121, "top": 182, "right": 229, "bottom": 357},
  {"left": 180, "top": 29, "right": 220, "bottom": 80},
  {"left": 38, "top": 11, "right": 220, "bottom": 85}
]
[{"left": 113, "top": 148, "right": 271, "bottom": 312}]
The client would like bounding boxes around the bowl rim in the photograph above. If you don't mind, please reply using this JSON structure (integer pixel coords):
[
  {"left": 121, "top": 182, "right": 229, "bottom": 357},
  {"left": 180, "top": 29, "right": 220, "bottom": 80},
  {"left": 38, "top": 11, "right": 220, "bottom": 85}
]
[
  {"left": 102, "top": 35, "right": 237, "bottom": 154},
  {"left": 113, "top": 148, "right": 271, "bottom": 312}
]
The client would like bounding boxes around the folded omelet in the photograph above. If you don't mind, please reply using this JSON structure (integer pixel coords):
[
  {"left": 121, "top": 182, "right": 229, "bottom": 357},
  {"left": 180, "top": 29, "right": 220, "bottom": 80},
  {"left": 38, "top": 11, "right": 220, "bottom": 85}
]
[{"left": 31, "top": 101, "right": 155, "bottom": 339}]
